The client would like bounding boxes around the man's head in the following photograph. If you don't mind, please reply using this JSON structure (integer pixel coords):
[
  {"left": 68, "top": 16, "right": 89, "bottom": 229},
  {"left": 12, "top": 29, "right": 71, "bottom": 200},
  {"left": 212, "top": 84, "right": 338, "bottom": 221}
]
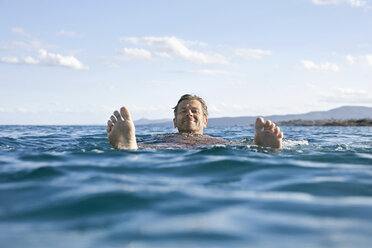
[{"left": 173, "top": 94, "right": 208, "bottom": 134}]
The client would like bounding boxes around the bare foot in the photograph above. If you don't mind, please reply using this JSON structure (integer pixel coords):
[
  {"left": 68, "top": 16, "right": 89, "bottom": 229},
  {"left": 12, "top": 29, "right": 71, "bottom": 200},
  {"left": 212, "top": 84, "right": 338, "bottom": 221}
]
[
  {"left": 106, "top": 107, "right": 138, "bottom": 150},
  {"left": 254, "top": 117, "right": 283, "bottom": 148}
]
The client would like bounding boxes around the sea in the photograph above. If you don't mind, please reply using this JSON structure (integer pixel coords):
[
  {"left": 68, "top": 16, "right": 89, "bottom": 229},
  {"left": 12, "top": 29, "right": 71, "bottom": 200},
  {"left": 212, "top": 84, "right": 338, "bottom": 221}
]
[{"left": 0, "top": 125, "right": 371, "bottom": 248}]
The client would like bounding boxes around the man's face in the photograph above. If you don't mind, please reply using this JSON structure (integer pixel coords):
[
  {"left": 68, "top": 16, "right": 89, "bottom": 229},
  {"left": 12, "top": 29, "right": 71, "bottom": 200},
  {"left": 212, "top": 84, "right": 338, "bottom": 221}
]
[{"left": 173, "top": 99, "right": 208, "bottom": 134}]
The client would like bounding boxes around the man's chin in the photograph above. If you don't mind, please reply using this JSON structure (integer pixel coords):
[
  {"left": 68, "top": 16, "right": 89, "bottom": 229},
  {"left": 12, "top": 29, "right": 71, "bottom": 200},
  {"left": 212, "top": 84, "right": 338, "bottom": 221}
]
[
  {"left": 179, "top": 124, "right": 197, "bottom": 132},
  {"left": 182, "top": 121, "right": 195, "bottom": 127}
]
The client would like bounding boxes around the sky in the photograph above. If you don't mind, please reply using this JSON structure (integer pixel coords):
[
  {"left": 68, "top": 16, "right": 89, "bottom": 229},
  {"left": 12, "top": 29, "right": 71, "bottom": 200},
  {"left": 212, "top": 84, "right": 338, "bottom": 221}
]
[{"left": 0, "top": 0, "right": 372, "bottom": 124}]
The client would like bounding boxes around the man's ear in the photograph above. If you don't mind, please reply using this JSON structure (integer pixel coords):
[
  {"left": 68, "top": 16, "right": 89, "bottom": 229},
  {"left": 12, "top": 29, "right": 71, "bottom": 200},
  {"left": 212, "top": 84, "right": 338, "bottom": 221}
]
[
  {"left": 173, "top": 118, "right": 177, "bottom": 128},
  {"left": 204, "top": 118, "right": 208, "bottom": 128}
]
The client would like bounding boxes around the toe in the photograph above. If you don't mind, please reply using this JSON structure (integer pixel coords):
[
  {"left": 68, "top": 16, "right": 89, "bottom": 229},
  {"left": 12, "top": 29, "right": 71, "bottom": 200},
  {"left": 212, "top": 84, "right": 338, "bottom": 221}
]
[
  {"left": 264, "top": 120, "right": 272, "bottom": 130},
  {"left": 269, "top": 122, "right": 275, "bottom": 131},
  {"left": 278, "top": 131, "right": 283, "bottom": 139},
  {"left": 106, "top": 120, "right": 113, "bottom": 133},
  {"left": 114, "top": 110, "right": 122, "bottom": 121},
  {"left": 255, "top": 117, "right": 265, "bottom": 130},
  {"left": 110, "top": 115, "right": 117, "bottom": 123},
  {"left": 274, "top": 126, "right": 280, "bottom": 135},
  {"left": 120, "top": 106, "right": 132, "bottom": 121}
]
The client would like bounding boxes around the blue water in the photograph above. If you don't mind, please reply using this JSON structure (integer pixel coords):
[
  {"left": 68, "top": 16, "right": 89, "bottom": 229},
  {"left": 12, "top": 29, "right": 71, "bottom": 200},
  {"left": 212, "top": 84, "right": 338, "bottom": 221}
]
[{"left": 0, "top": 125, "right": 371, "bottom": 248}]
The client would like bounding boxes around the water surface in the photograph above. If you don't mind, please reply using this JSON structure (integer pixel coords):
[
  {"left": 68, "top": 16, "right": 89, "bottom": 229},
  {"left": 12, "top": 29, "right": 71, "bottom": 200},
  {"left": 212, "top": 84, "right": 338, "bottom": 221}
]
[{"left": 0, "top": 125, "right": 371, "bottom": 248}]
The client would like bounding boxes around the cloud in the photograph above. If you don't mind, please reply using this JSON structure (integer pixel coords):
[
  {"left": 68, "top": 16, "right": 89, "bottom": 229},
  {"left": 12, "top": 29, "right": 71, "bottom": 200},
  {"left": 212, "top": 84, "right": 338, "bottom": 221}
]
[
  {"left": 122, "top": 48, "right": 152, "bottom": 59},
  {"left": 312, "top": 0, "right": 343, "bottom": 4},
  {"left": 56, "top": 30, "right": 76, "bottom": 36},
  {"left": 11, "top": 27, "right": 31, "bottom": 37},
  {"left": 99, "top": 48, "right": 152, "bottom": 65},
  {"left": 121, "top": 37, "right": 139, "bottom": 44},
  {"left": 208, "top": 102, "right": 258, "bottom": 116},
  {"left": 234, "top": 49, "right": 271, "bottom": 59},
  {"left": 120, "top": 36, "right": 228, "bottom": 64},
  {"left": 346, "top": 54, "right": 372, "bottom": 67},
  {"left": 349, "top": 0, "right": 370, "bottom": 7},
  {"left": 311, "top": 0, "right": 369, "bottom": 8},
  {"left": 184, "top": 40, "right": 208, "bottom": 47},
  {"left": 16, "top": 107, "right": 28, "bottom": 113},
  {"left": 104, "top": 61, "right": 120, "bottom": 68},
  {"left": 320, "top": 87, "right": 372, "bottom": 103},
  {"left": 142, "top": 80, "right": 174, "bottom": 86},
  {"left": 154, "top": 52, "right": 172, "bottom": 58},
  {"left": 301, "top": 60, "right": 340, "bottom": 72},
  {"left": 24, "top": 56, "right": 39, "bottom": 64},
  {"left": 0, "top": 40, "right": 44, "bottom": 51},
  {"left": 346, "top": 55, "right": 356, "bottom": 64},
  {"left": 35, "top": 49, "right": 89, "bottom": 69},
  {"left": 0, "top": 57, "right": 19, "bottom": 64},
  {"left": 171, "top": 69, "right": 239, "bottom": 76},
  {"left": 225, "top": 80, "right": 248, "bottom": 86},
  {"left": 0, "top": 49, "right": 89, "bottom": 70}
]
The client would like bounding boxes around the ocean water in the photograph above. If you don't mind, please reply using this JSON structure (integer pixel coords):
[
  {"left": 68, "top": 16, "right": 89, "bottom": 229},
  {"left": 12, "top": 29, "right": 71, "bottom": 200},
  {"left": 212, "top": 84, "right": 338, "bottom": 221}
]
[{"left": 0, "top": 125, "right": 371, "bottom": 248}]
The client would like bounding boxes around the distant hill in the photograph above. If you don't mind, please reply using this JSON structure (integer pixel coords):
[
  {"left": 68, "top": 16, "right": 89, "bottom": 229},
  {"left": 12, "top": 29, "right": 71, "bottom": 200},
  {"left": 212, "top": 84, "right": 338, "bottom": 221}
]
[
  {"left": 276, "top": 119, "right": 372, "bottom": 126},
  {"left": 134, "top": 118, "right": 171, "bottom": 126},
  {"left": 135, "top": 106, "right": 372, "bottom": 127}
]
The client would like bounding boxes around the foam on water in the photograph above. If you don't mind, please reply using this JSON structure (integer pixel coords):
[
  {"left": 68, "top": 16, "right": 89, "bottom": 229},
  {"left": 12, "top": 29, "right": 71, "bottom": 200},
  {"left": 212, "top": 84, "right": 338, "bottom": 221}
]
[{"left": 283, "top": 139, "right": 309, "bottom": 147}]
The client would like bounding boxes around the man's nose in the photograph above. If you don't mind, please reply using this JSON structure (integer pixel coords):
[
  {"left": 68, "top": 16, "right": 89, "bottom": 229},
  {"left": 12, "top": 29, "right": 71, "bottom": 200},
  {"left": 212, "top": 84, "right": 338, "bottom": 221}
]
[{"left": 186, "top": 109, "right": 193, "bottom": 116}]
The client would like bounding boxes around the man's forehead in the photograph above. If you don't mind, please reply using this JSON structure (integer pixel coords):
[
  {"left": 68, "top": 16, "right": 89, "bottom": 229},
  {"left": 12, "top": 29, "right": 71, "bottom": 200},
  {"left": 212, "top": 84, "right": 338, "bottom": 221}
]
[{"left": 178, "top": 99, "right": 202, "bottom": 108}]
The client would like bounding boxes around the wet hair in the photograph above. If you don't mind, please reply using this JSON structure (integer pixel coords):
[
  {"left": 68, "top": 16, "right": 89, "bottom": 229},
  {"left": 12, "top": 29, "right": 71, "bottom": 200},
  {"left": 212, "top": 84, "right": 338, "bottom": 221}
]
[{"left": 173, "top": 94, "right": 208, "bottom": 118}]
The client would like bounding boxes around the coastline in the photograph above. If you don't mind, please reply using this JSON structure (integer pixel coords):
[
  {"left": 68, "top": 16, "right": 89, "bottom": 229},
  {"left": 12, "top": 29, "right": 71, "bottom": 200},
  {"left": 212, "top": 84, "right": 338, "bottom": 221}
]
[{"left": 276, "top": 119, "right": 372, "bottom": 127}]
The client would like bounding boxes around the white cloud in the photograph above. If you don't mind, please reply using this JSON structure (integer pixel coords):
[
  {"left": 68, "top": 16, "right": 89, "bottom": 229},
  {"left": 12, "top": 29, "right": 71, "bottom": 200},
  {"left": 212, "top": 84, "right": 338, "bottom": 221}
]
[
  {"left": 154, "top": 52, "right": 172, "bottom": 58},
  {"left": 104, "top": 61, "right": 120, "bottom": 68},
  {"left": 11, "top": 27, "right": 31, "bottom": 37},
  {"left": 171, "top": 69, "right": 238, "bottom": 76},
  {"left": 306, "top": 84, "right": 317, "bottom": 89},
  {"left": 357, "top": 43, "right": 371, "bottom": 48},
  {"left": 0, "top": 57, "right": 19, "bottom": 64},
  {"left": 120, "top": 36, "right": 228, "bottom": 64},
  {"left": 56, "top": 30, "right": 76, "bottom": 36},
  {"left": 108, "top": 84, "right": 115, "bottom": 91},
  {"left": 127, "top": 104, "right": 173, "bottom": 118},
  {"left": 363, "top": 55, "right": 372, "bottom": 66},
  {"left": 24, "top": 56, "right": 39, "bottom": 64},
  {"left": 225, "top": 80, "right": 248, "bottom": 86},
  {"left": 184, "top": 40, "right": 208, "bottom": 47},
  {"left": 142, "top": 80, "right": 174, "bottom": 86},
  {"left": 320, "top": 87, "right": 372, "bottom": 103},
  {"left": 0, "top": 49, "right": 89, "bottom": 70},
  {"left": 0, "top": 40, "right": 44, "bottom": 51},
  {"left": 312, "top": 0, "right": 342, "bottom": 4},
  {"left": 348, "top": 0, "right": 369, "bottom": 7},
  {"left": 337, "top": 88, "right": 367, "bottom": 94},
  {"left": 346, "top": 55, "right": 356, "bottom": 64},
  {"left": 346, "top": 54, "right": 372, "bottom": 67},
  {"left": 122, "top": 48, "right": 152, "bottom": 59},
  {"left": 311, "top": 0, "right": 369, "bottom": 8},
  {"left": 301, "top": 60, "right": 340, "bottom": 72},
  {"left": 0, "top": 107, "right": 9, "bottom": 113},
  {"left": 37, "top": 49, "right": 89, "bottom": 69},
  {"left": 16, "top": 107, "right": 28, "bottom": 113},
  {"left": 234, "top": 49, "right": 271, "bottom": 59},
  {"left": 121, "top": 37, "right": 139, "bottom": 44},
  {"left": 99, "top": 48, "right": 152, "bottom": 64},
  {"left": 208, "top": 102, "right": 258, "bottom": 116}
]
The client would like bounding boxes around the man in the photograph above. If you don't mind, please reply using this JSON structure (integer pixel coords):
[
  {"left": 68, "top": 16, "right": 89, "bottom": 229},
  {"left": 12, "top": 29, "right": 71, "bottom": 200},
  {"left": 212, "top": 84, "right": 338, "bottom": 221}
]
[{"left": 106, "top": 94, "right": 283, "bottom": 150}]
